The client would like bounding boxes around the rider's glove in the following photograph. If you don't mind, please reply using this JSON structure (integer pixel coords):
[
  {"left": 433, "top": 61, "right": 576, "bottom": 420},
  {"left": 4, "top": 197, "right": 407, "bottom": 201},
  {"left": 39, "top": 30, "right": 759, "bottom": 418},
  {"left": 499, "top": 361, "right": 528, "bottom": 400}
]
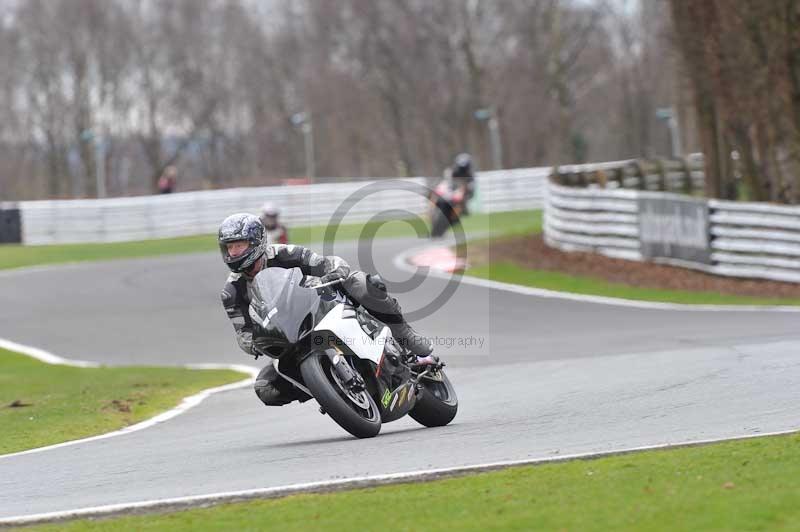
[
  {"left": 320, "top": 272, "right": 345, "bottom": 284},
  {"left": 303, "top": 276, "right": 323, "bottom": 288}
]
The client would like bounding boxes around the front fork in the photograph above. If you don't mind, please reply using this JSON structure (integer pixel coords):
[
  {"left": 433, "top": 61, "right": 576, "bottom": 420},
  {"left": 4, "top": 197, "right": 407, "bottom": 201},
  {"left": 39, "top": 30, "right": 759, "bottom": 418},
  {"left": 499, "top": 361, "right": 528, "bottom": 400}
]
[{"left": 329, "top": 350, "right": 366, "bottom": 392}]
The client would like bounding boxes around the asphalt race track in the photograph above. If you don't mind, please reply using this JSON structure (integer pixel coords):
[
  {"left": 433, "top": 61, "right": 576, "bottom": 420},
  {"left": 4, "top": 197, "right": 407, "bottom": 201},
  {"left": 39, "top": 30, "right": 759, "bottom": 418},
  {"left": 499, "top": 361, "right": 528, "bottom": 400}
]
[{"left": 1, "top": 236, "right": 799, "bottom": 520}]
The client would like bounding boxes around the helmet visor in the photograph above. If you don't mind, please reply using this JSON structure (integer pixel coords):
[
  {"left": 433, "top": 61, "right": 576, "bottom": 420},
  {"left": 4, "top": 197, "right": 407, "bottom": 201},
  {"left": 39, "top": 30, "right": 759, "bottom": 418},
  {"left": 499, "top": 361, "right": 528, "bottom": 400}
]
[
  {"left": 225, "top": 241, "right": 252, "bottom": 259},
  {"left": 219, "top": 238, "right": 262, "bottom": 272}
]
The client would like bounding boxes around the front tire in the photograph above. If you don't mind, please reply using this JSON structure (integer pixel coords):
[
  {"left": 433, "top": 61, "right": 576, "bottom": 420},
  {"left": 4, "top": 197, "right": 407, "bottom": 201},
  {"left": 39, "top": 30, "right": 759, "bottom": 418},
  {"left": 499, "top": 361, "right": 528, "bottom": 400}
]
[
  {"left": 300, "top": 354, "right": 381, "bottom": 439},
  {"left": 409, "top": 370, "right": 458, "bottom": 427}
]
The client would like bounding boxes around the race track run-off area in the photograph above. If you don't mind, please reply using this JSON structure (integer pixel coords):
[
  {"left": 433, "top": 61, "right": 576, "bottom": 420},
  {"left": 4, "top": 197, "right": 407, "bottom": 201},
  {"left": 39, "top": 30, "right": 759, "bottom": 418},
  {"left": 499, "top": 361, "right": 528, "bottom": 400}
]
[{"left": 1, "top": 235, "right": 799, "bottom": 522}]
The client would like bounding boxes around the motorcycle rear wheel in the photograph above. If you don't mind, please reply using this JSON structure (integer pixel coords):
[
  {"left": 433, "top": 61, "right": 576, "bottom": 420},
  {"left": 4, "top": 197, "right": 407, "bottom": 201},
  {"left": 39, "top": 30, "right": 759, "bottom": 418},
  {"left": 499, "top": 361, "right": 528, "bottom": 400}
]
[
  {"left": 301, "top": 354, "right": 382, "bottom": 438},
  {"left": 409, "top": 370, "right": 458, "bottom": 427}
]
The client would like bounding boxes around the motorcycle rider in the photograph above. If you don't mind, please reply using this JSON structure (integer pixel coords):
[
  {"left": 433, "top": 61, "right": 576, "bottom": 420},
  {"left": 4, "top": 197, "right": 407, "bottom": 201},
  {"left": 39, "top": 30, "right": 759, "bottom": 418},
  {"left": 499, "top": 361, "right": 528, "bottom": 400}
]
[
  {"left": 448, "top": 153, "right": 476, "bottom": 214},
  {"left": 218, "top": 213, "right": 435, "bottom": 406},
  {"left": 259, "top": 202, "right": 289, "bottom": 245}
]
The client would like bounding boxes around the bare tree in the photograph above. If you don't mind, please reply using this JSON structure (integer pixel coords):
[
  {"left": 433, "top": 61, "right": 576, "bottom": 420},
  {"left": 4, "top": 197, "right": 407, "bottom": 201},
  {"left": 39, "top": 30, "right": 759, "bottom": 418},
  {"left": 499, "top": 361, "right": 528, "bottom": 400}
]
[
  {"left": 0, "top": 0, "right": 712, "bottom": 200},
  {"left": 670, "top": 0, "right": 800, "bottom": 203}
]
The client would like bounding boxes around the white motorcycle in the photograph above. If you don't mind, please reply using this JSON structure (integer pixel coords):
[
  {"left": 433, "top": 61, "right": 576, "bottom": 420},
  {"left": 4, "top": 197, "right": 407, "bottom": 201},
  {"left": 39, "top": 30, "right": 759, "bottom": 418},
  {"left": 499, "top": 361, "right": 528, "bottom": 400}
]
[{"left": 249, "top": 268, "right": 458, "bottom": 438}]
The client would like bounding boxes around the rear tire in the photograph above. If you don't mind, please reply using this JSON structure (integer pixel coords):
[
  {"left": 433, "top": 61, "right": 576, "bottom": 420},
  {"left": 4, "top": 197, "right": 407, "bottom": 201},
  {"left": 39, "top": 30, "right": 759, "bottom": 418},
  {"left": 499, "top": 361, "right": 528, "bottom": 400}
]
[
  {"left": 300, "top": 354, "right": 381, "bottom": 439},
  {"left": 409, "top": 371, "right": 458, "bottom": 427}
]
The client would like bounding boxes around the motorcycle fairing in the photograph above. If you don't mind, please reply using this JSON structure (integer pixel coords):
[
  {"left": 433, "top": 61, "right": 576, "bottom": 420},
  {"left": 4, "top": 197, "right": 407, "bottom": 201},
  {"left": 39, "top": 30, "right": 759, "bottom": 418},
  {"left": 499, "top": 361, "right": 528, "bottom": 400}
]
[
  {"left": 378, "top": 380, "right": 417, "bottom": 423},
  {"left": 313, "top": 303, "right": 390, "bottom": 364},
  {"left": 368, "top": 340, "right": 416, "bottom": 422},
  {"left": 249, "top": 268, "right": 333, "bottom": 357}
]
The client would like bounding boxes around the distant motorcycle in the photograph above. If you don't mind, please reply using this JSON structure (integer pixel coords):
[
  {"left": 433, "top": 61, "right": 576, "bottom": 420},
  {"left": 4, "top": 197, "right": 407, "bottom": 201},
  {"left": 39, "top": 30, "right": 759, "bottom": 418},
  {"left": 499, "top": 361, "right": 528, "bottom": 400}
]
[
  {"left": 429, "top": 179, "right": 467, "bottom": 238},
  {"left": 249, "top": 267, "right": 458, "bottom": 438}
]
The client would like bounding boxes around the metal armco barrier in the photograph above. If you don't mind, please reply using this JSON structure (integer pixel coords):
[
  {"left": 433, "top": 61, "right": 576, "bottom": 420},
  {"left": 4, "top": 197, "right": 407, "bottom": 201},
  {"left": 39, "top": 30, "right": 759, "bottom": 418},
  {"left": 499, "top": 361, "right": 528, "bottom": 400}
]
[
  {"left": 545, "top": 171, "right": 800, "bottom": 284},
  {"left": 13, "top": 168, "right": 549, "bottom": 245}
]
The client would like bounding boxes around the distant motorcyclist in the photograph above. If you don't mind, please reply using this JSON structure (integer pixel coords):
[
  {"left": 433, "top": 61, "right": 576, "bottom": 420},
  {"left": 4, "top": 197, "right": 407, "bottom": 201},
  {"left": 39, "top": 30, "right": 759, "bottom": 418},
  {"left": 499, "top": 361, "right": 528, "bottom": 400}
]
[
  {"left": 448, "top": 153, "right": 475, "bottom": 214},
  {"left": 259, "top": 202, "right": 289, "bottom": 245},
  {"left": 218, "top": 213, "right": 436, "bottom": 406},
  {"left": 427, "top": 153, "right": 475, "bottom": 237},
  {"left": 157, "top": 166, "right": 177, "bottom": 194}
]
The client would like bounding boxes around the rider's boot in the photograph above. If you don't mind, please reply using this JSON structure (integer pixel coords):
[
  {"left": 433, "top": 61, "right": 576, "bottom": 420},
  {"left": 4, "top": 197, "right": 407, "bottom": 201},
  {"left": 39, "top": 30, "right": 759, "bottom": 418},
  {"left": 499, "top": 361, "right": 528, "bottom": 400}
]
[
  {"left": 389, "top": 319, "right": 435, "bottom": 359},
  {"left": 369, "top": 306, "right": 433, "bottom": 358}
]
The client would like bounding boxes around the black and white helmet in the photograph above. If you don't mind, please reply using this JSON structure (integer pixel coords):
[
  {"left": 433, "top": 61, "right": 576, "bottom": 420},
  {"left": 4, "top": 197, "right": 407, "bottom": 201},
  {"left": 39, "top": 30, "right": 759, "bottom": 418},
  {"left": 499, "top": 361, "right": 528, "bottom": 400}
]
[
  {"left": 218, "top": 213, "right": 266, "bottom": 273},
  {"left": 454, "top": 153, "right": 472, "bottom": 172}
]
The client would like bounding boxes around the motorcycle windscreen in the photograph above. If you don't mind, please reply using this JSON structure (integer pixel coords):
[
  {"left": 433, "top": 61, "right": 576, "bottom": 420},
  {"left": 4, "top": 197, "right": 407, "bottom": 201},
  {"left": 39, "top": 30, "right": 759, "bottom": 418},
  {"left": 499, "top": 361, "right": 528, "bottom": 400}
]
[{"left": 250, "top": 267, "right": 321, "bottom": 343}]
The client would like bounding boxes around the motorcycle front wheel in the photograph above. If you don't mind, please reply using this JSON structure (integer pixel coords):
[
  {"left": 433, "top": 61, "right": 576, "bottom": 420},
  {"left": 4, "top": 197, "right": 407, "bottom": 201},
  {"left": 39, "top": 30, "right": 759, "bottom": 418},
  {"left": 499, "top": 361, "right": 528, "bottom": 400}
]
[
  {"left": 300, "top": 354, "right": 382, "bottom": 439},
  {"left": 430, "top": 207, "right": 451, "bottom": 238}
]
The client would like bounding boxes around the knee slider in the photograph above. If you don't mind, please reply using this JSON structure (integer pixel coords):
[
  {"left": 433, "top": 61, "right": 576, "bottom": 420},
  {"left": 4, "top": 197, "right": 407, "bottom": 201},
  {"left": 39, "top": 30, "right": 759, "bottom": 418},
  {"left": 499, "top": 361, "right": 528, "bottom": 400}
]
[{"left": 254, "top": 380, "right": 288, "bottom": 406}]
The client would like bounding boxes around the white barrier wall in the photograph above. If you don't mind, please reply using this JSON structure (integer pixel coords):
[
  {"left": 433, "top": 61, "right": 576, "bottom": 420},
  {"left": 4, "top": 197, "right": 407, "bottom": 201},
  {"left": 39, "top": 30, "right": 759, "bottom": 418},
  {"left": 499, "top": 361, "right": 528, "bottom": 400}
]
[
  {"left": 18, "top": 168, "right": 549, "bottom": 245},
  {"left": 475, "top": 167, "right": 549, "bottom": 212},
  {"left": 545, "top": 183, "right": 642, "bottom": 262},
  {"left": 708, "top": 199, "right": 800, "bottom": 282},
  {"left": 545, "top": 180, "right": 800, "bottom": 284}
]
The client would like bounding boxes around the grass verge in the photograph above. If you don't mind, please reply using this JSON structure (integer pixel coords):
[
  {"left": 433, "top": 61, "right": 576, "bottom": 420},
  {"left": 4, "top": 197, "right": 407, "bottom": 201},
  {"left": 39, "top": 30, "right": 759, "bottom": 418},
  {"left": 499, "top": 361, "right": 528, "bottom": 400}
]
[
  {"left": 0, "top": 210, "right": 541, "bottom": 271},
  {"left": 466, "top": 262, "right": 800, "bottom": 306},
  {"left": 26, "top": 432, "right": 800, "bottom": 531},
  {"left": 0, "top": 348, "right": 245, "bottom": 455}
]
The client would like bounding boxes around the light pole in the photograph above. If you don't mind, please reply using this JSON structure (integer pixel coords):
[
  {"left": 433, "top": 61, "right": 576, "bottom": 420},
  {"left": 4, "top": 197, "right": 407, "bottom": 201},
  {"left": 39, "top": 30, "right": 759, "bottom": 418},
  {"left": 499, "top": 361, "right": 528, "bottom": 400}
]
[
  {"left": 474, "top": 107, "right": 503, "bottom": 170},
  {"left": 291, "top": 112, "right": 315, "bottom": 182},
  {"left": 656, "top": 107, "right": 682, "bottom": 159},
  {"left": 79, "top": 129, "right": 107, "bottom": 198}
]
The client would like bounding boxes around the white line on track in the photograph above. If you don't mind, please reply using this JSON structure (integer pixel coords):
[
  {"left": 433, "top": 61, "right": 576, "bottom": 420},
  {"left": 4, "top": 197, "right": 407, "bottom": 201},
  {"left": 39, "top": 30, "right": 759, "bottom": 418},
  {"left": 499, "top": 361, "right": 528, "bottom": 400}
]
[
  {"left": 0, "top": 337, "right": 257, "bottom": 461},
  {"left": 394, "top": 244, "right": 800, "bottom": 313},
  {"left": 1, "top": 426, "right": 797, "bottom": 527}
]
